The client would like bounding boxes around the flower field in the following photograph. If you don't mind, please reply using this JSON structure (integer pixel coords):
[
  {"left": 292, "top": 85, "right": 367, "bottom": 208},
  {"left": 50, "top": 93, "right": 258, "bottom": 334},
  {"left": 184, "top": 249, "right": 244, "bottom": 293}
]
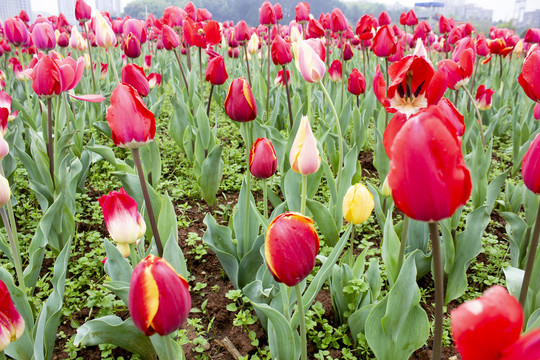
[{"left": 0, "top": 0, "right": 539, "bottom": 359}]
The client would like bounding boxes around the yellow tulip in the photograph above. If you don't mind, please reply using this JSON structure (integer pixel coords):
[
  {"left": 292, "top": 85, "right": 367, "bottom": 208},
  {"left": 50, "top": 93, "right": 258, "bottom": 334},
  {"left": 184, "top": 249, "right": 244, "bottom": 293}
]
[{"left": 342, "top": 183, "right": 374, "bottom": 224}]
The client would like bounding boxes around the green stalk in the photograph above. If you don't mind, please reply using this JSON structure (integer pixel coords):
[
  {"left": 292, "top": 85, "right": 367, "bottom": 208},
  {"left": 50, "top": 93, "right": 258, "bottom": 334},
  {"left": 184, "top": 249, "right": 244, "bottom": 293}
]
[
  {"left": 206, "top": 84, "right": 214, "bottom": 118},
  {"left": 83, "top": 22, "right": 97, "bottom": 91},
  {"left": 0, "top": 208, "right": 25, "bottom": 293},
  {"left": 397, "top": 216, "right": 410, "bottom": 272},
  {"left": 462, "top": 86, "right": 485, "bottom": 147},
  {"left": 174, "top": 49, "right": 190, "bottom": 97},
  {"left": 301, "top": 175, "right": 307, "bottom": 215},
  {"left": 242, "top": 122, "right": 252, "bottom": 256},
  {"left": 283, "top": 65, "right": 294, "bottom": 130},
  {"left": 429, "top": 221, "right": 444, "bottom": 360},
  {"left": 266, "top": 25, "right": 272, "bottom": 124},
  {"left": 243, "top": 44, "right": 252, "bottom": 87},
  {"left": 519, "top": 202, "right": 540, "bottom": 307},
  {"left": 307, "top": 82, "right": 312, "bottom": 122},
  {"left": 163, "top": 334, "right": 177, "bottom": 360},
  {"left": 295, "top": 283, "right": 307, "bottom": 360},
  {"left": 319, "top": 82, "right": 343, "bottom": 190},
  {"left": 46, "top": 98, "right": 55, "bottom": 189},
  {"left": 107, "top": 49, "right": 120, "bottom": 84},
  {"left": 262, "top": 179, "right": 268, "bottom": 220}
]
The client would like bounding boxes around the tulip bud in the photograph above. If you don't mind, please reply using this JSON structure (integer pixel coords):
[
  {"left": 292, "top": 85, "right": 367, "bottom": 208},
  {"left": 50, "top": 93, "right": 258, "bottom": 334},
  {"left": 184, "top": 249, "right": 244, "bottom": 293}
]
[
  {"left": 259, "top": 1, "right": 276, "bottom": 26},
  {"left": 381, "top": 176, "right": 392, "bottom": 197},
  {"left": 274, "top": 69, "right": 290, "bottom": 87},
  {"left": 271, "top": 35, "right": 292, "bottom": 65},
  {"left": 295, "top": 2, "right": 310, "bottom": 24},
  {"left": 0, "top": 279, "right": 25, "bottom": 351},
  {"left": 328, "top": 60, "right": 342, "bottom": 82},
  {"left": 30, "top": 55, "right": 63, "bottom": 98},
  {"left": 293, "top": 40, "right": 326, "bottom": 83},
  {"left": 57, "top": 32, "right": 69, "bottom": 47},
  {"left": 4, "top": 18, "right": 29, "bottom": 46},
  {"left": 290, "top": 115, "right": 320, "bottom": 175},
  {"left": 224, "top": 77, "right": 257, "bottom": 122},
  {"left": 265, "top": 212, "right": 319, "bottom": 286},
  {"left": 535, "top": 103, "right": 540, "bottom": 121},
  {"left": 372, "top": 25, "right": 397, "bottom": 58},
  {"left": 0, "top": 134, "right": 9, "bottom": 160},
  {"left": 249, "top": 138, "right": 277, "bottom": 179},
  {"left": 129, "top": 255, "right": 191, "bottom": 336},
  {"left": 475, "top": 85, "right": 495, "bottom": 111},
  {"left": 347, "top": 68, "right": 366, "bottom": 96},
  {"left": 124, "top": 33, "right": 142, "bottom": 59},
  {"left": 75, "top": 0, "right": 92, "bottom": 22},
  {"left": 247, "top": 33, "right": 260, "bottom": 54},
  {"left": 98, "top": 188, "right": 146, "bottom": 257},
  {"left": 343, "top": 43, "right": 353, "bottom": 61},
  {"left": 342, "top": 183, "right": 374, "bottom": 224},
  {"left": 330, "top": 8, "right": 348, "bottom": 33},
  {"left": 205, "top": 55, "right": 228, "bottom": 86},
  {"left": 274, "top": 3, "right": 283, "bottom": 21},
  {"left": 94, "top": 12, "right": 117, "bottom": 48},
  {"left": 100, "top": 63, "right": 108, "bottom": 80},
  {"left": 144, "top": 55, "right": 151, "bottom": 72},
  {"left": 32, "top": 23, "right": 56, "bottom": 51},
  {"left": 0, "top": 175, "right": 10, "bottom": 207}
]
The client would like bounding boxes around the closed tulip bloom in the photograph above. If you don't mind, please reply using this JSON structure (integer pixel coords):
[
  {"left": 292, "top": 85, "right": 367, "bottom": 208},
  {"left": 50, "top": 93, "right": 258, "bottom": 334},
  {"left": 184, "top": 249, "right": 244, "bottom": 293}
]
[
  {"left": 343, "top": 183, "right": 374, "bottom": 224},
  {"left": 439, "top": 48, "right": 475, "bottom": 90},
  {"left": 328, "top": 60, "right": 342, "bottom": 82},
  {"left": 405, "top": 9, "right": 418, "bottom": 26},
  {"left": 519, "top": 48, "right": 540, "bottom": 103},
  {"left": 293, "top": 40, "right": 326, "bottom": 83},
  {"left": 378, "top": 11, "right": 391, "bottom": 26},
  {"left": 265, "top": 212, "right": 319, "bottom": 287},
  {"left": 271, "top": 35, "right": 292, "bottom": 65},
  {"left": 249, "top": 138, "right": 277, "bottom": 179},
  {"left": 347, "top": 68, "right": 366, "bottom": 96},
  {"left": 32, "top": 23, "right": 56, "bottom": 50},
  {"left": 388, "top": 108, "right": 471, "bottom": 221},
  {"left": 196, "top": 8, "right": 212, "bottom": 22},
  {"left": 235, "top": 20, "right": 251, "bottom": 43},
  {"left": 30, "top": 55, "right": 63, "bottom": 97},
  {"left": 290, "top": 115, "right": 320, "bottom": 175},
  {"left": 161, "top": 25, "right": 181, "bottom": 50},
  {"left": 123, "top": 19, "right": 147, "bottom": 44},
  {"left": 129, "top": 255, "right": 191, "bottom": 336},
  {"left": 75, "top": 0, "right": 92, "bottom": 22},
  {"left": 330, "top": 8, "right": 348, "bottom": 33},
  {"left": 439, "top": 15, "right": 455, "bottom": 34},
  {"left": 57, "top": 31, "right": 69, "bottom": 47},
  {"left": 274, "top": 3, "right": 283, "bottom": 21},
  {"left": 123, "top": 33, "right": 141, "bottom": 58},
  {"left": 100, "top": 62, "right": 108, "bottom": 80},
  {"left": 121, "top": 64, "right": 149, "bottom": 97},
  {"left": 247, "top": 33, "right": 260, "bottom": 54},
  {"left": 535, "top": 103, "right": 540, "bottom": 120},
  {"left": 295, "top": 2, "right": 310, "bottom": 24},
  {"left": 305, "top": 18, "right": 325, "bottom": 39},
  {"left": 205, "top": 55, "right": 228, "bottom": 85},
  {"left": 451, "top": 286, "right": 523, "bottom": 360},
  {"left": 0, "top": 175, "right": 10, "bottom": 207},
  {"left": 372, "top": 25, "right": 396, "bottom": 58},
  {"left": 98, "top": 188, "right": 146, "bottom": 257},
  {"left": 0, "top": 279, "right": 24, "bottom": 351},
  {"left": 4, "top": 18, "right": 29, "bottom": 46},
  {"left": 343, "top": 43, "right": 353, "bottom": 61},
  {"left": 259, "top": 1, "right": 276, "bottom": 26},
  {"left": 94, "top": 12, "right": 117, "bottom": 48},
  {"left": 522, "top": 133, "right": 540, "bottom": 194},
  {"left": 476, "top": 85, "right": 495, "bottom": 110},
  {"left": 163, "top": 6, "right": 186, "bottom": 29},
  {"left": 105, "top": 83, "right": 155, "bottom": 148},
  {"left": 224, "top": 78, "right": 257, "bottom": 122}
]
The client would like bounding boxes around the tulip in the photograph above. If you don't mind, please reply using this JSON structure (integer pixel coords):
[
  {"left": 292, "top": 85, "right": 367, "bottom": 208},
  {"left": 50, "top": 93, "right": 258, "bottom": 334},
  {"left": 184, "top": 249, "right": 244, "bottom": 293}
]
[
  {"left": 121, "top": 64, "right": 149, "bottom": 97},
  {"left": 378, "top": 11, "right": 391, "bottom": 26},
  {"left": 100, "top": 63, "right": 108, "bottom": 80},
  {"left": 330, "top": 8, "right": 348, "bottom": 33},
  {"left": 259, "top": 1, "right": 276, "bottom": 26},
  {"left": 94, "top": 12, "right": 117, "bottom": 48},
  {"left": 98, "top": 188, "right": 146, "bottom": 257},
  {"left": 69, "top": 26, "right": 86, "bottom": 51},
  {"left": 293, "top": 40, "right": 326, "bottom": 83},
  {"left": 290, "top": 115, "right": 320, "bottom": 175},
  {"left": 124, "top": 33, "right": 142, "bottom": 58},
  {"left": 500, "top": 328, "right": 540, "bottom": 359},
  {"left": 105, "top": 83, "right": 156, "bottom": 148},
  {"left": 274, "top": 3, "right": 283, "bottom": 21},
  {"left": 535, "top": 103, "right": 540, "bottom": 120},
  {"left": 404, "top": 9, "right": 418, "bottom": 26},
  {"left": 0, "top": 175, "right": 10, "bottom": 207},
  {"left": 439, "top": 48, "right": 475, "bottom": 90},
  {"left": 451, "top": 286, "right": 523, "bottom": 360},
  {"left": 343, "top": 43, "right": 353, "bottom": 61},
  {"left": 274, "top": 69, "right": 290, "bottom": 87},
  {"left": 123, "top": 19, "right": 147, "bottom": 44},
  {"left": 347, "top": 68, "right": 366, "bottom": 96},
  {"left": 271, "top": 35, "right": 292, "bottom": 65},
  {"left": 129, "top": 255, "right": 191, "bottom": 336},
  {"left": 355, "top": 14, "right": 377, "bottom": 41},
  {"left": 246, "top": 33, "right": 260, "bottom": 54},
  {"left": 372, "top": 25, "right": 396, "bottom": 58},
  {"left": 54, "top": 54, "right": 86, "bottom": 92},
  {"left": 0, "top": 279, "right": 24, "bottom": 351},
  {"left": 305, "top": 18, "right": 325, "bottom": 39},
  {"left": 224, "top": 78, "right": 257, "bottom": 122},
  {"left": 32, "top": 23, "right": 56, "bottom": 50},
  {"left": 249, "top": 138, "right": 277, "bottom": 179},
  {"left": 476, "top": 85, "right": 495, "bottom": 110},
  {"left": 439, "top": 15, "right": 455, "bottom": 34},
  {"left": 342, "top": 183, "right": 374, "bottom": 224},
  {"left": 148, "top": 73, "right": 161, "bottom": 89},
  {"left": 0, "top": 91, "right": 18, "bottom": 130},
  {"left": 522, "top": 133, "right": 540, "bottom": 194},
  {"left": 205, "top": 55, "right": 228, "bottom": 86},
  {"left": 0, "top": 135, "right": 9, "bottom": 160},
  {"left": 4, "top": 18, "right": 29, "bottom": 46},
  {"left": 519, "top": 48, "right": 540, "bottom": 103},
  {"left": 476, "top": 34, "right": 490, "bottom": 57},
  {"left": 163, "top": 6, "right": 187, "bottom": 29},
  {"left": 328, "top": 60, "right": 342, "bottom": 82},
  {"left": 30, "top": 55, "right": 63, "bottom": 98},
  {"left": 235, "top": 20, "right": 251, "bottom": 43},
  {"left": 295, "top": 2, "right": 310, "bottom": 24},
  {"left": 387, "top": 107, "right": 471, "bottom": 222},
  {"left": 161, "top": 25, "right": 181, "bottom": 50},
  {"left": 75, "top": 0, "right": 92, "bottom": 22},
  {"left": 265, "top": 212, "right": 319, "bottom": 286},
  {"left": 143, "top": 55, "right": 151, "bottom": 72},
  {"left": 196, "top": 8, "right": 212, "bottom": 22},
  {"left": 57, "top": 32, "right": 69, "bottom": 47},
  {"left": 183, "top": 18, "right": 221, "bottom": 48},
  {"left": 184, "top": 2, "right": 196, "bottom": 20}
]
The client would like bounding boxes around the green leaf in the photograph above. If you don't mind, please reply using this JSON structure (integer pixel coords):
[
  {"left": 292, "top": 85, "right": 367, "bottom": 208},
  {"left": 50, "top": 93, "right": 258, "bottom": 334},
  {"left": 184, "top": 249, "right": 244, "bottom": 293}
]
[
  {"left": 251, "top": 302, "right": 296, "bottom": 360},
  {"left": 307, "top": 199, "right": 339, "bottom": 246},
  {"left": 197, "top": 146, "right": 224, "bottom": 207},
  {"left": 381, "top": 212, "right": 400, "bottom": 286},
  {"left": 103, "top": 238, "right": 133, "bottom": 284}
]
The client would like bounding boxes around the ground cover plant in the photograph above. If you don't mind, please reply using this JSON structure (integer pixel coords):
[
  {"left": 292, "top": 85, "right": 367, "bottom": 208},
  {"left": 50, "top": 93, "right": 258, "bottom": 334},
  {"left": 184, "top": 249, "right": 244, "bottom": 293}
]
[{"left": 0, "top": 1, "right": 539, "bottom": 359}]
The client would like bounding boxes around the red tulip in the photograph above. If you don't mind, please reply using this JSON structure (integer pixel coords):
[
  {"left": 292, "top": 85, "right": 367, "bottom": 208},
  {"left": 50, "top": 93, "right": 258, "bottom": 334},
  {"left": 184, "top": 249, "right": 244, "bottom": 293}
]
[
  {"left": 399, "top": 12, "right": 407, "bottom": 26},
  {"left": 0, "top": 91, "right": 18, "bottom": 133},
  {"left": 387, "top": 106, "right": 471, "bottom": 221},
  {"left": 535, "top": 103, "right": 540, "bottom": 120},
  {"left": 183, "top": 18, "right": 221, "bottom": 48},
  {"left": 500, "top": 328, "right": 540, "bottom": 360},
  {"left": 0, "top": 279, "right": 25, "bottom": 351},
  {"left": 30, "top": 55, "right": 63, "bottom": 97},
  {"left": 32, "top": 23, "right": 56, "bottom": 50},
  {"left": 4, "top": 18, "right": 29, "bottom": 46},
  {"left": 342, "top": 43, "right": 353, "bottom": 61},
  {"left": 105, "top": 83, "right": 155, "bottom": 148},
  {"left": 372, "top": 25, "right": 396, "bottom": 58},
  {"left": 413, "top": 21, "right": 431, "bottom": 41},
  {"left": 161, "top": 25, "right": 181, "bottom": 50},
  {"left": 259, "top": 1, "right": 276, "bottom": 26},
  {"left": 305, "top": 18, "right": 325, "bottom": 39},
  {"left": 129, "top": 255, "right": 191, "bottom": 336},
  {"left": 123, "top": 19, "right": 147, "bottom": 44},
  {"left": 451, "top": 286, "right": 523, "bottom": 360},
  {"left": 522, "top": 133, "right": 540, "bottom": 194},
  {"left": 75, "top": 0, "right": 92, "bottom": 22},
  {"left": 196, "top": 8, "right": 212, "bottom": 22},
  {"left": 519, "top": 48, "right": 540, "bottom": 103},
  {"left": 274, "top": 3, "right": 283, "bottom": 21},
  {"left": 249, "top": 138, "right": 277, "bottom": 179},
  {"left": 148, "top": 73, "right": 161, "bottom": 89},
  {"left": 57, "top": 32, "right": 69, "bottom": 47},
  {"left": 122, "top": 64, "right": 149, "bottom": 97},
  {"left": 98, "top": 188, "right": 146, "bottom": 257},
  {"left": 265, "top": 212, "right": 319, "bottom": 287},
  {"left": 228, "top": 47, "right": 240, "bottom": 58},
  {"left": 439, "top": 48, "right": 475, "bottom": 90},
  {"left": 235, "top": 20, "right": 251, "bottom": 43},
  {"left": 525, "top": 28, "right": 540, "bottom": 44},
  {"left": 123, "top": 33, "right": 142, "bottom": 59},
  {"left": 404, "top": 9, "right": 418, "bottom": 26},
  {"left": 184, "top": 2, "right": 196, "bottom": 20},
  {"left": 378, "top": 11, "right": 391, "bottom": 26},
  {"left": 328, "top": 60, "right": 342, "bottom": 82},
  {"left": 205, "top": 55, "right": 228, "bottom": 86},
  {"left": 295, "top": 2, "right": 310, "bottom": 24},
  {"left": 274, "top": 69, "right": 290, "bottom": 87},
  {"left": 355, "top": 14, "right": 376, "bottom": 41},
  {"left": 438, "top": 15, "right": 454, "bottom": 34},
  {"left": 162, "top": 6, "right": 186, "bottom": 29},
  {"left": 347, "top": 68, "right": 366, "bottom": 96},
  {"left": 489, "top": 38, "right": 512, "bottom": 57},
  {"left": 224, "top": 78, "right": 257, "bottom": 122},
  {"left": 18, "top": 10, "right": 29, "bottom": 23},
  {"left": 330, "top": 8, "right": 348, "bottom": 33},
  {"left": 271, "top": 35, "right": 292, "bottom": 65},
  {"left": 475, "top": 85, "right": 495, "bottom": 111}
]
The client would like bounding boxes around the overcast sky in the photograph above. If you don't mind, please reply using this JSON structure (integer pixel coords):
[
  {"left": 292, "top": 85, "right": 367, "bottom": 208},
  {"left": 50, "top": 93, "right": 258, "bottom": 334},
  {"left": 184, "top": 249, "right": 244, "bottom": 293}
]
[{"left": 31, "top": 0, "right": 540, "bottom": 22}]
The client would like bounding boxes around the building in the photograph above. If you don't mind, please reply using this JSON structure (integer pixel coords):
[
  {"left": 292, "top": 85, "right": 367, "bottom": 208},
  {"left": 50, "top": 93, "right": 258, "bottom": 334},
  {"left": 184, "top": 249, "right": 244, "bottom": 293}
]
[
  {"left": 95, "top": 0, "right": 123, "bottom": 18},
  {"left": 522, "top": 9, "right": 540, "bottom": 28},
  {"left": 0, "top": 0, "right": 31, "bottom": 22},
  {"left": 57, "top": 0, "right": 76, "bottom": 25}
]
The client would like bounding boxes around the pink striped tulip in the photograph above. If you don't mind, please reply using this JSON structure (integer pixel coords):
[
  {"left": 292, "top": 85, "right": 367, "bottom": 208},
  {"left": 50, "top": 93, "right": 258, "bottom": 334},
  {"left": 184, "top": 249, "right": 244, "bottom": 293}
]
[
  {"left": 293, "top": 40, "right": 326, "bottom": 83},
  {"left": 0, "top": 279, "right": 24, "bottom": 351},
  {"left": 289, "top": 115, "right": 320, "bottom": 175},
  {"left": 94, "top": 12, "right": 117, "bottom": 48}
]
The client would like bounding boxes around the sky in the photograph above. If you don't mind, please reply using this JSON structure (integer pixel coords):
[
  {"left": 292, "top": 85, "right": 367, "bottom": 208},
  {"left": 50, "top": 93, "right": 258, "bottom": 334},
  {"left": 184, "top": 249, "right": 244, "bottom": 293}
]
[{"left": 30, "top": 0, "right": 540, "bottom": 22}]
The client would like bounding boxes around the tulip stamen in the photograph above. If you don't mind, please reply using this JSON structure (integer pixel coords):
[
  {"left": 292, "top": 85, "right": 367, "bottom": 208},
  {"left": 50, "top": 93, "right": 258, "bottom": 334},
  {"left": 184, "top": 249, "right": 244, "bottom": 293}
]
[
  {"left": 414, "top": 80, "right": 425, "bottom": 98},
  {"left": 397, "top": 83, "right": 405, "bottom": 98}
]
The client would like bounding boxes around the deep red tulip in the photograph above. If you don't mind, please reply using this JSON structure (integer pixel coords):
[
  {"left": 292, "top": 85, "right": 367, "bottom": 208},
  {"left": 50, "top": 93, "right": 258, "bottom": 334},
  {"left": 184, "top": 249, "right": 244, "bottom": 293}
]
[
  {"left": 249, "top": 138, "right": 277, "bottom": 179},
  {"left": 271, "top": 35, "right": 292, "bottom": 65},
  {"left": 0, "top": 279, "right": 25, "bottom": 351},
  {"left": 439, "top": 48, "right": 475, "bottom": 90},
  {"left": 129, "top": 255, "right": 191, "bottom": 336},
  {"left": 75, "top": 0, "right": 91, "bottom": 22},
  {"left": 196, "top": 8, "right": 212, "bottom": 22},
  {"left": 372, "top": 25, "right": 396, "bottom": 58},
  {"left": 121, "top": 64, "right": 149, "bottom": 97},
  {"left": 124, "top": 33, "right": 142, "bottom": 58},
  {"left": 30, "top": 55, "right": 63, "bottom": 97},
  {"left": 525, "top": 28, "right": 540, "bottom": 44},
  {"left": 387, "top": 106, "right": 471, "bottom": 221},
  {"left": 184, "top": 2, "right": 196, "bottom": 20},
  {"left": 224, "top": 78, "right": 257, "bottom": 122},
  {"left": 378, "top": 11, "right": 391, "bottom": 26},
  {"left": 519, "top": 48, "right": 540, "bottom": 103},
  {"left": 265, "top": 212, "right": 319, "bottom": 287},
  {"left": 205, "top": 55, "right": 228, "bottom": 86},
  {"left": 347, "top": 68, "right": 366, "bottom": 96},
  {"left": 404, "top": 9, "right": 418, "bottom": 26},
  {"left": 439, "top": 15, "right": 454, "bottom": 34},
  {"left": 32, "top": 23, "right": 56, "bottom": 50},
  {"left": 228, "top": 47, "right": 240, "bottom": 58},
  {"left": 535, "top": 103, "right": 540, "bottom": 120},
  {"left": 57, "top": 32, "right": 69, "bottom": 47},
  {"left": 295, "top": 2, "right": 310, "bottom": 24},
  {"left": 476, "top": 34, "right": 490, "bottom": 57},
  {"left": 451, "top": 286, "right": 523, "bottom": 360},
  {"left": 4, "top": 18, "right": 29, "bottom": 46},
  {"left": 105, "top": 83, "right": 155, "bottom": 148},
  {"left": 274, "top": 3, "right": 283, "bottom": 21},
  {"left": 319, "top": 12, "right": 331, "bottom": 31},
  {"left": 328, "top": 60, "right": 342, "bottom": 82},
  {"left": 476, "top": 85, "right": 495, "bottom": 110},
  {"left": 448, "top": 26, "right": 464, "bottom": 45},
  {"left": 355, "top": 14, "right": 376, "bottom": 41},
  {"left": 305, "top": 18, "right": 325, "bottom": 39},
  {"left": 235, "top": 20, "right": 251, "bottom": 43},
  {"left": 183, "top": 18, "right": 221, "bottom": 48},
  {"left": 342, "top": 43, "right": 353, "bottom": 61},
  {"left": 399, "top": 12, "right": 407, "bottom": 26},
  {"left": 161, "top": 25, "right": 181, "bottom": 50},
  {"left": 259, "top": 1, "right": 276, "bottom": 26},
  {"left": 163, "top": 6, "right": 186, "bottom": 29},
  {"left": 413, "top": 21, "right": 431, "bottom": 41},
  {"left": 330, "top": 8, "right": 348, "bottom": 33},
  {"left": 123, "top": 19, "right": 147, "bottom": 44},
  {"left": 18, "top": 10, "right": 29, "bottom": 23}
]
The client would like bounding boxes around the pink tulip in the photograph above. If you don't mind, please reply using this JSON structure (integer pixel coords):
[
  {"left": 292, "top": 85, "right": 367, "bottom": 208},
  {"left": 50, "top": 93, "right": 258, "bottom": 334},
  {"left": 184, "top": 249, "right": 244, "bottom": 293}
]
[{"left": 290, "top": 115, "right": 320, "bottom": 175}]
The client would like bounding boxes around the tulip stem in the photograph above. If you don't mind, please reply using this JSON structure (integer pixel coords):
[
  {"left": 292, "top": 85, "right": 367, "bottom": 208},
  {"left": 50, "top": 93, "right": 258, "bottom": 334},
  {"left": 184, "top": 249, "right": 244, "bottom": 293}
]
[
  {"left": 519, "top": 202, "right": 540, "bottom": 308},
  {"left": 107, "top": 49, "right": 120, "bottom": 84},
  {"left": 163, "top": 334, "right": 177, "bottom": 360},
  {"left": 0, "top": 208, "right": 25, "bottom": 293},
  {"left": 397, "top": 216, "right": 410, "bottom": 273},
  {"left": 300, "top": 175, "right": 308, "bottom": 215},
  {"left": 462, "top": 85, "right": 485, "bottom": 147},
  {"left": 319, "top": 82, "right": 343, "bottom": 191},
  {"left": 307, "top": 83, "right": 312, "bottom": 122},
  {"left": 429, "top": 221, "right": 444, "bottom": 360},
  {"left": 263, "top": 179, "right": 268, "bottom": 220},
  {"left": 283, "top": 65, "right": 294, "bottom": 130},
  {"left": 266, "top": 25, "right": 272, "bottom": 124},
  {"left": 198, "top": 47, "right": 203, "bottom": 95},
  {"left": 295, "top": 283, "right": 307, "bottom": 360},
  {"left": 174, "top": 49, "right": 190, "bottom": 98},
  {"left": 243, "top": 44, "right": 252, "bottom": 87},
  {"left": 242, "top": 122, "right": 252, "bottom": 257},
  {"left": 132, "top": 148, "right": 163, "bottom": 257},
  {"left": 46, "top": 98, "right": 55, "bottom": 189},
  {"left": 385, "top": 57, "right": 390, "bottom": 126},
  {"left": 84, "top": 23, "right": 97, "bottom": 91},
  {"left": 207, "top": 85, "right": 214, "bottom": 118}
]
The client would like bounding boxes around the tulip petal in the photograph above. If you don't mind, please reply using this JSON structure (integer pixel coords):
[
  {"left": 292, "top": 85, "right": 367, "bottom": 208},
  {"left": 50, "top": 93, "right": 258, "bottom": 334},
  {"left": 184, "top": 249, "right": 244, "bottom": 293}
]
[
  {"left": 129, "top": 265, "right": 160, "bottom": 335},
  {"left": 68, "top": 93, "right": 106, "bottom": 102}
]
